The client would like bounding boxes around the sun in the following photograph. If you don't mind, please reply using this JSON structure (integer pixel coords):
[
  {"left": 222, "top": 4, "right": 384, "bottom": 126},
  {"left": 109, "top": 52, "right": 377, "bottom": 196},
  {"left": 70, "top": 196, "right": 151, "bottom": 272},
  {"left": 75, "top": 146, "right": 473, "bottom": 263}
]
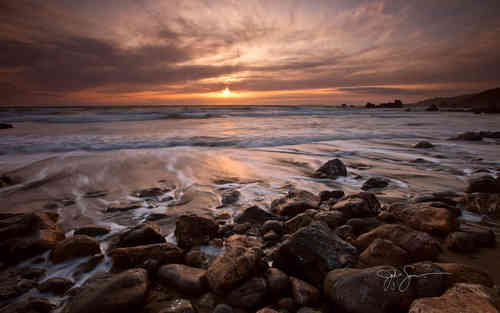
[{"left": 222, "top": 87, "right": 231, "bottom": 97}]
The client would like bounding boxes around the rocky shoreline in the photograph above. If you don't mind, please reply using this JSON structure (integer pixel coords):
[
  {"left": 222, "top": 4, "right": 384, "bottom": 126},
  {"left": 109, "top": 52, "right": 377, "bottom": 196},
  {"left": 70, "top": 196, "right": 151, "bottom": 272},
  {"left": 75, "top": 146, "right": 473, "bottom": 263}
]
[{"left": 1, "top": 158, "right": 500, "bottom": 313}]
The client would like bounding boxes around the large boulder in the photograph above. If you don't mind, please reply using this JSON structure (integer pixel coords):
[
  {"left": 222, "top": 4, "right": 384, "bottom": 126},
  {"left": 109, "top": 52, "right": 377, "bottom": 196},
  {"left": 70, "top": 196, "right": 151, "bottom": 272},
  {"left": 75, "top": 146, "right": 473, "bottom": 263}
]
[
  {"left": 206, "top": 237, "right": 265, "bottom": 293},
  {"left": 463, "top": 193, "right": 500, "bottom": 217},
  {"left": 324, "top": 263, "right": 448, "bottom": 313},
  {"left": 435, "top": 263, "right": 494, "bottom": 288},
  {"left": 446, "top": 231, "right": 476, "bottom": 253},
  {"left": 63, "top": 269, "right": 148, "bottom": 313},
  {"left": 359, "top": 238, "right": 410, "bottom": 267},
  {"left": 330, "top": 193, "right": 381, "bottom": 219},
  {"left": 111, "top": 243, "right": 183, "bottom": 270},
  {"left": 408, "top": 283, "right": 500, "bottom": 313},
  {"left": 266, "top": 268, "right": 290, "bottom": 297},
  {"left": 235, "top": 206, "right": 277, "bottom": 225},
  {"left": 158, "top": 264, "right": 207, "bottom": 296},
  {"left": 0, "top": 212, "right": 65, "bottom": 264},
  {"left": 285, "top": 213, "right": 313, "bottom": 234},
  {"left": 466, "top": 175, "right": 499, "bottom": 194},
  {"left": 354, "top": 224, "right": 441, "bottom": 261},
  {"left": 313, "top": 211, "right": 345, "bottom": 229},
  {"left": 388, "top": 203, "right": 458, "bottom": 236},
  {"left": 313, "top": 159, "right": 347, "bottom": 179},
  {"left": 112, "top": 223, "right": 165, "bottom": 249},
  {"left": 346, "top": 217, "right": 382, "bottom": 236},
  {"left": 175, "top": 214, "right": 218, "bottom": 249},
  {"left": 227, "top": 277, "right": 268, "bottom": 309},
  {"left": 272, "top": 222, "right": 357, "bottom": 287},
  {"left": 271, "top": 190, "right": 320, "bottom": 218},
  {"left": 50, "top": 235, "right": 101, "bottom": 264},
  {"left": 361, "top": 177, "right": 389, "bottom": 190},
  {"left": 38, "top": 277, "right": 74, "bottom": 295},
  {"left": 290, "top": 277, "right": 320, "bottom": 307}
]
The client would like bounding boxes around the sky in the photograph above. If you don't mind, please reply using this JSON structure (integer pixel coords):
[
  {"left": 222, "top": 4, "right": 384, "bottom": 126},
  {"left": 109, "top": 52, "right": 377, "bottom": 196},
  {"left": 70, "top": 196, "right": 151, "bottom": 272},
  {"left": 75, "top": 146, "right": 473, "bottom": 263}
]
[{"left": 1, "top": 0, "right": 500, "bottom": 106}]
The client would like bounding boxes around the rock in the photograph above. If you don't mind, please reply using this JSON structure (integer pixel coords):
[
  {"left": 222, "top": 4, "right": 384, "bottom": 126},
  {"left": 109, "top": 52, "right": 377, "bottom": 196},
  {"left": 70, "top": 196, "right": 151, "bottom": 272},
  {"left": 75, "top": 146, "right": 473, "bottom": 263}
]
[
  {"left": 330, "top": 192, "right": 381, "bottom": 219},
  {"left": 446, "top": 232, "right": 476, "bottom": 253},
  {"left": 263, "top": 231, "right": 281, "bottom": 242},
  {"left": 266, "top": 268, "right": 290, "bottom": 297},
  {"left": 212, "top": 304, "right": 233, "bottom": 313},
  {"left": 111, "top": 243, "right": 183, "bottom": 270},
  {"left": 346, "top": 217, "right": 382, "bottom": 236},
  {"left": 272, "top": 222, "right": 357, "bottom": 286},
  {"left": 158, "top": 264, "right": 207, "bottom": 296},
  {"left": 63, "top": 268, "right": 148, "bottom": 313},
  {"left": 313, "top": 211, "right": 345, "bottom": 229},
  {"left": 271, "top": 190, "right": 320, "bottom": 218},
  {"left": 463, "top": 193, "right": 500, "bottom": 217},
  {"left": 313, "top": 159, "right": 347, "bottom": 179},
  {"left": 132, "top": 187, "right": 170, "bottom": 198},
  {"left": 50, "top": 235, "right": 101, "bottom": 264},
  {"left": 74, "top": 225, "right": 111, "bottom": 237},
  {"left": 106, "top": 203, "right": 142, "bottom": 213},
  {"left": 290, "top": 277, "right": 319, "bottom": 307},
  {"left": 221, "top": 190, "right": 241, "bottom": 206},
  {"left": 21, "top": 267, "right": 47, "bottom": 281},
  {"left": 227, "top": 277, "right": 267, "bottom": 309},
  {"left": 359, "top": 238, "right": 410, "bottom": 267},
  {"left": 408, "top": 283, "right": 500, "bottom": 313},
  {"left": 256, "top": 308, "right": 279, "bottom": 313},
  {"left": 319, "top": 190, "right": 345, "bottom": 203},
  {"left": 38, "top": 277, "right": 74, "bottom": 295},
  {"left": 235, "top": 206, "right": 277, "bottom": 225},
  {"left": 361, "top": 177, "right": 390, "bottom": 190},
  {"left": 175, "top": 214, "right": 219, "bottom": 249},
  {"left": 0, "top": 175, "right": 16, "bottom": 188},
  {"left": 1, "top": 297, "right": 56, "bottom": 313},
  {"left": 193, "top": 293, "right": 217, "bottom": 313},
  {"left": 113, "top": 223, "right": 165, "bottom": 249},
  {"left": 354, "top": 224, "right": 441, "bottom": 261},
  {"left": 232, "top": 223, "right": 251, "bottom": 234},
  {"left": 426, "top": 104, "right": 439, "bottom": 111},
  {"left": 285, "top": 213, "right": 313, "bottom": 234},
  {"left": 377, "top": 211, "right": 397, "bottom": 223},
  {"left": 0, "top": 212, "right": 65, "bottom": 264},
  {"left": 458, "top": 224, "right": 495, "bottom": 247},
  {"left": 261, "top": 220, "right": 284, "bottom": 236},
  {"left": 296, "top": 307, "right": 321, "bottom": 313},
  {"left": 414, "top": 141, "right": 434, "bottom": 148},
  {"left": 324, "top": 263, "right": 448, "bottom": 313},
  {"left": 185, "top": 247, "right": 213, "bottom": 269},
  {"left": 0, "top": 123, "right": 13, "bottom": 129},
  {"left": 156, "top": 299, "right": 195, "bottom": 313},
  {"left": 480, "top": 131, "right": 500, "bottom": 138},
  {"left": 451, "top": 131, "right": 483, "bottom": 141},
  {"left": 335, "top": 225, "right": 354, "bottom": 241},
  {"left": 206, "top": 239, "right": 265, "bottom": 293},
  {"left": 388, "top": 202, "right": 458, "bottom": 236},
  {"left": 73, "top": 254, "right": 105, "bottom": 280},
  {"left": 435, "top": 263, "right": 494, "bottom": 288},
  {"left": 277, "top": 298, "right": 297, "bottom": 313},
  {"left": 466, "top": 175, "right": 499, "bottom": 193}
]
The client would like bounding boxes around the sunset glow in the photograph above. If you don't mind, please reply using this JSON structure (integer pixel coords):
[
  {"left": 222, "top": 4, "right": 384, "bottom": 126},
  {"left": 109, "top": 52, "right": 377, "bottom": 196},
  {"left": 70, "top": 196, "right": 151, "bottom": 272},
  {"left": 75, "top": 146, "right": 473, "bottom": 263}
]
[{"left": 222, "top": 87, "right": 231, "bottom": 97}]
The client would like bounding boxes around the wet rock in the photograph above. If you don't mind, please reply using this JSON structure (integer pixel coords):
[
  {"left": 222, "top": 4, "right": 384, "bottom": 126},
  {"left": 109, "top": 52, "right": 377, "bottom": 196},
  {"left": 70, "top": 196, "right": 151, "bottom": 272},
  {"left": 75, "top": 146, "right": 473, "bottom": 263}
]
[
  {"left": 266, "top": 268, "right": 290, "bottom": 297},
  {"left": 256, "top": 308, "right": 279, "bottom": 313},
  {"left": 277, "top": 298, "right": 297, "bottom": 313},
  {"left": 133, "top": 187, "right": 170, "bottom": 198},
  {"left": 235, "top": 206, "right": 277, "bottom": 225},
  {"left": 361, "top": 177, "right": 390, "bottom": 190},
  {"left": 156, "top": 299, "right": 195, "bottom": 313},
  {"left": 290, "top": 277, "right": 319, "bottom": 307},
  {"left": 0, "top": 175, "right": 16, "bottom": 188},
  {"left": 73, "top": 254, "right": 104, "bottom": 280},
  {"left": 271, "top": 190, "right": 320, "bottom": 218},
  {"left": 193, "top": 293, "right": 217, "bottom": 313},
  {"left": 1, "top": 297, "right": 56, "bottom": 313},
  {"left": 106, "top": 203, "right": 142, "bottom": 213},
  {"left": 227, "top": 277, "right": 267, "bottom": 309},
  {"left": 147, "top": 213, "right": 169, "bottom": 221},
  {"left": 313, "top": 159, "right": 347, "bottom": 179},
  {"left": 272, "top": 222, "right": 357, "bottom": 286},
  {"left": 335, "top": 225, "right": 354, "bottom": 241},
  {"left": 111, "top": 243, "right": 183, "bottom": 270},
  {"left": 285, "top": 213, "right": 313, "bottom": 234},
  {"left": 217, "top": 224, "right": 234, "bottom": 238},
  {"left": 414, "top": 141, "right": 434, "bottom": 148},
  {"left": 74, "top": 225, "right": 111, "bottom": 237},
  {"left": 466, "top": 175, "right": 499, "bottom": 193},
  {"left": 426, "top": 104, "right": 439, "bottom": 111},
  {"left": 446, "top": 232, "right": 476, "bottom": 253},
  {"left": 175, "top": 214, "right": 218, "bottom": 249},
  {"left": 221, "top": 190, "right": 240, "bottom": 206},
  {"left": 206, "top": 238, "right": 265, "bottom": 293},
  {"left": 158, "top": 264, "right": 207, "bottom": 296},
  {"left": 354, "top": 224, "right": 441, "bottom": 261},
  {"left": 185, "top": 247, "right": 213, "bottom": 269},
  {"left": 63, "top": 268, "right": 148, "bottom": 313},
  {"left": 21, "top": 267, "right": 47, "bottom": 281},
  {"left": 50, "top": 235, "right": 101, "bottom": 264},
  {"left": 38, "top": 277, "right": 74, "bottom": 295},
  {"left": 212, "top": 304, "right": 233, "bottom": 313},
  {"left": 408, "top": 283, "right": 500, "bottom": 313},
  {"left": 313, "top": 211, "right": 345, "bottom": 229},
  {"left": 113, "top": 223, "right": 165, "bottom": 249},
  {"left": 451, "top": 131, "right": 483, "bottom": 141},
  {"left": 377, "top": 210, "right": 397, "bottom": 223},
  {"left": 346, "top": 217, "right": 382, "bottom": 236},
  {"left": 263, "top": 231, "right": 281, "bottom": 242},
  {"left": 0, "top": 212, "right": 65, "bottom": 264},
  {"left": 319, "top": 190, "right": 345, "bottom": 203},
  {"left": 232, "top": 223, "right": 251, "bottom": 234},
  {"left": 435, "top": 263, "right": 494, "bottom": 288},
  {"left": 0, "top": 123, "right": 13, "bottom": 129},
  {"left": 463, "top": 193, "right": 500, "bottom": 217},
  {"left": 296, "top": 307, "right": 321, "bottom": 313},
  {"left": 17, "top": 278, "right": 38, "bottom": 292},
  {"left": 388, "top": 202, "right": 458, "bottom": 236},
  {"left": 324, "top": 263, "right": 448, "bottom": 313},
  {"left": 458, "top": 224, "right": 495, "bottom": 247},
  {"left": 262, "top": 220, "right": 284, "bottom": 236},
  {"left": 359, "top": 238, "right": 410, "bottom": 267},
  {"left": 330, "top": 192, "right": 381, "bottom": 219}
]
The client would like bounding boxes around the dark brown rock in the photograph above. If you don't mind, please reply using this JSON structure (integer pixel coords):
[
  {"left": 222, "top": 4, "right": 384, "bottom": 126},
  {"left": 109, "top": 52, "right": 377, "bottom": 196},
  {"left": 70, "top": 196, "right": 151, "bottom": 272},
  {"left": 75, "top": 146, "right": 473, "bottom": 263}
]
[
  {"left": 466, "top": 175, "right": 499, "bottom": 194},
  {"left": 261, "top": 220, "right": 284, "bottom": 236},
  {"left": 221, "top": 190, "right": 241, "bottom": 206},
  {"left": 451, "top": 131, "right": 483, "bottom": 141},
  {"left": 463, "top": 193, "right": 500, "bottom": 217},
  {"left": 74, "top": 225, "right": 111, "bottom": 237},
  {"left": 414, "top": 141, "right": 434, "bottom": 149},
  {"left": 232, "top": 223, "right": 251, "bottom": 234},
  {"left": 271, "top": 190, "right": 320, "bottom": 218},
  {"left": 435, "top": 263, "right": 494, "bottom": 288},
  {"left": 158, "top": 264, "right": 207, "bottom": 296},
  {"left": 185, "top": 247, "right": 213, "bottom": 269},
  {"left": 155, "top": 299, "right": 195, "bottom": 313},
  {"left": 314, "top": 211, "right": 345, "bottom": 229},
  {"left": 227, "top": 277, "right": 267, "bottom": 309},
  {"left": 285, "top": 213, "right": 313, "bottom": 234},
  {"left": 50, "top": 235, "right": 101, "bottom": 264},
  {"left": 331, "top": 192, "right": 381, "bottom": 219},
  {"left": 175, "top": 214, "right": 218, "bottom": 249},
  {"left": 111, "top": 243, "right": 183, "bottom": 270},
  {"left": 446, "top": 232, "right": 476, "bottom": 253},
  {"left": 289, "top": 277, "right": 319, "bottom": 307},
  {"left": 277, "top": 298, "right": 297, "bottom": 313},
  {"left": 235, "top": 206, "right": 277, "bottom": 225},
  {"left": 266, "top": 268, "right": 290, "bottom": 297},
  {"left": 212, "top": 304, "right": 233, "bottom": 313},
  {"left": 38, "top": 277, "right": 74, "bottom": 295},
  {"left": 319, "top": 190, "right": 345, "bottom": 203},
  {"left": 113, "top": 223, "right": 165, "bottom": 249},
  {"left": 359, "top": 238, "right": 410, "bottom": 267},
  {"left": 313, "top": 159, "right": 347, "bottom": 179},
  {"left": 361, "top": 177, "right": 390, "bottom": 190},
  {"left": 346, "top": 217, "right": 382, "bottom": 236}
]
